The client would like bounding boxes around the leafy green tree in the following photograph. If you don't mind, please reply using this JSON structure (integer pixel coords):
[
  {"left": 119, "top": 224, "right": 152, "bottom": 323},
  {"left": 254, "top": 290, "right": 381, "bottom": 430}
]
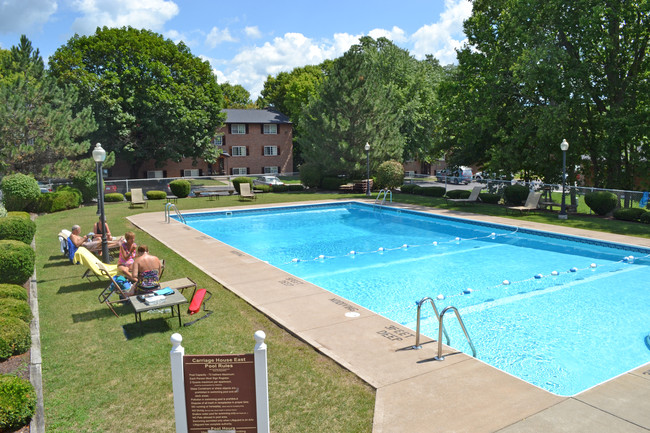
[
  {"left": 220, "top": 82, "right": 254, "bottom": 108},
  {"left": 0, "top": 36, "right": 97, "bottom": 179},
  {"left": 443, "top": 0, "right": 649, "bottom": 188},
  {"left": 48, "top": 27, "right": 226, "bottom": 178}
]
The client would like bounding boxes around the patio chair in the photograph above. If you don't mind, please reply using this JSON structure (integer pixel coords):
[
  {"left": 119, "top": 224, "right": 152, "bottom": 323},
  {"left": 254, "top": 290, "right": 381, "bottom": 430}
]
[
  {"left": 73, "top": 246, "right": 119, "bottom": 281},
  {"left": 446, "top": 186, "right": 483, "bottom": 204},
  {"left": 506, "top": 191, "right": 542, "bottom": 215},
  {"left": 239, "top": 183, "right": 256, "bottom": 201},
  {"left": 130, "top": 188, "right": 148, "bottom": 208},
  {"left": 58, "top": 229, "right": 71, "bottom": 257},
  {"left": 98, "top": 270, "right": 132, "bottom": 317}
]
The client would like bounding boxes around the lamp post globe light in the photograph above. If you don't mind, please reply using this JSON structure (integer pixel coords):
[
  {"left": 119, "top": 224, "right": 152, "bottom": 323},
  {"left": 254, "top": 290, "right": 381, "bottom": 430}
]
[
  {"left": 92, "top": 143, "right": 110, "bottom": 262},
  {"left": 364, "top": 142, "right": 371, "bottom": 196},
  {"left": 558, "top": 139, "right": 569, "bottom": 220}
]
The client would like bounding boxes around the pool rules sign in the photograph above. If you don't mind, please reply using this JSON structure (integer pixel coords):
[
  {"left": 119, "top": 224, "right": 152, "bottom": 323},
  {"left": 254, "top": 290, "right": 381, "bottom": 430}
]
[{"left": 170, "top": 331, "right": 270, "bottom": 433}]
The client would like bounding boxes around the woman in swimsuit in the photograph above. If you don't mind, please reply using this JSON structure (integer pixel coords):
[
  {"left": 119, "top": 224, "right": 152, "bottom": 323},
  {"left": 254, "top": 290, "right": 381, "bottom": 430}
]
[
  {"left": 132, "top": 244, "right": 162, "bottom": 292},
  {"left": 118, "top": 231, "right": 137, "bottom": 281}
]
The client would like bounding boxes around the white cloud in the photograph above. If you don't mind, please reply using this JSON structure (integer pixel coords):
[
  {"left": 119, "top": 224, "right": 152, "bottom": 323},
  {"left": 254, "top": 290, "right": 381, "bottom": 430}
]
[
  {"left": 205, "top": 26, "right": 236, "bottom": 49},
  {"left": 411, "top": 0, "right": 472, "bottom": 64},
  {"left": 368, "top": 26, "right": 407, "bottom": 43},
  {"left": 70, "top": 0, "right": 179, "bottom": 35},
  {"left": 244, "top": 26, "right": 261, "bottom": 39},
  {"left": 0, "top": 0, "right": 57, "bottom": 34}
]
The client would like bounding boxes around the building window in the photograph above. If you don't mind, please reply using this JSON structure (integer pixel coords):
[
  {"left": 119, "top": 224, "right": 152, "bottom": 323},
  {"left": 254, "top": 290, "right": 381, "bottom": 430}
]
[
  {"left": 183, "top": 169, "right": 199, "bottom": 177},
  {"left": 264, "top": 146, "right": 278, "bottom": 156},
  {"left": 232, "top": 167, "right": 248, "bottom": 175},
  {"left": 147, "top": 170, "right": 163, "bottom": 179},
  {"left": 263, "top": 124, "right": 277, "bottom": 134},
  {"left": 232, "top": 146, "right": 247, "bottom": 156},
  {"left": 263, "top": 166, "right": 279, "bottom": 174},
  {"left": 212, "top": 135, "right": 223, "bottom": 146},
  {"left": 231, "top": 124, "right": 246, "bottom": 134}
]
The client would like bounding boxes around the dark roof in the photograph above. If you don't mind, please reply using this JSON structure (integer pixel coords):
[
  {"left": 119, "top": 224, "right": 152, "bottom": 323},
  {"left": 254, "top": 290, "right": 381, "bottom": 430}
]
[{"left": 222, "top": 108, "right": 292, "bottom": 124}]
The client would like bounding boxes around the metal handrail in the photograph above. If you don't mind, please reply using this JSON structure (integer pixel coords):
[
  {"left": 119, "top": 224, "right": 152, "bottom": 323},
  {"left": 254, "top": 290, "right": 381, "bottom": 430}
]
[
  {"left": 434, "top": 306, "right": 476, "bottom": 360},
  {"left": 412, "top": 297, "right": 450, "bottom": 349},
  {"left": 165, "top": 203, "right": 186, "bottom": 224},
  {"left": 374, "top": 189, "right": 393, "bottom": 206}
]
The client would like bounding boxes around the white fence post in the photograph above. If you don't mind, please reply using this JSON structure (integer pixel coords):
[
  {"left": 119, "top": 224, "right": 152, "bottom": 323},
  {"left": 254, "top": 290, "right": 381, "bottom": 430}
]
[
  {"left": 254, "top": 330, "right": 270, "bottom": 433},
  {"left": 170, "top": 333, "right": 188, "bottom": 433}
]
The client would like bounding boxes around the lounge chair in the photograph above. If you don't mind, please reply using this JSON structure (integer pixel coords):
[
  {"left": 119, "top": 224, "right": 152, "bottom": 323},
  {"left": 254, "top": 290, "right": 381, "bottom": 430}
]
[
  {"left": 73, "top": 247, "right": 119, "bottom": 281},
  {"left": 446, "top": 186, "right": 483, "bottom": 204},
  {"left": 130, "top": 188, "right": 147, "bottom": 208},
  {"left": 506, "top": 191, "right": 542, "bottom": 215},
  {"left": 98, "top": 270, "right": 132, "bottom": 317},
  {"left": 239, "top": 183, "right": 256, "bottom": 200}
]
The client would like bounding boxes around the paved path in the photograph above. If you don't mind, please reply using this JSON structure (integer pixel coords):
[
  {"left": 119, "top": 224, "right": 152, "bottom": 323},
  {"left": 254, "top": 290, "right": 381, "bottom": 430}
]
[{"left": 129, "top": 200, "right": 650, "bottom": 433}]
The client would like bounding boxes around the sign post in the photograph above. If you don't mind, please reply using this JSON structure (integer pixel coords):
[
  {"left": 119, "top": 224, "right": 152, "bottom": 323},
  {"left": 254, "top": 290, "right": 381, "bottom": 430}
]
[{"left": 170, "top": 331, "right": 269, "bottom": 433}]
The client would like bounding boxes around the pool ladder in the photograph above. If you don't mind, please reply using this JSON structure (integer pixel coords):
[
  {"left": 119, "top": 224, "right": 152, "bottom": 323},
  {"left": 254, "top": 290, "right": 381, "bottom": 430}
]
[
  {"left": 374, "top": 189, "right": 392, "bottom": 207},
  {"left": 412, "top": 297, "right": 476, "bottom": 360},
  {"left": 165, "top": 203, "right": 185, "bottom": 224}
]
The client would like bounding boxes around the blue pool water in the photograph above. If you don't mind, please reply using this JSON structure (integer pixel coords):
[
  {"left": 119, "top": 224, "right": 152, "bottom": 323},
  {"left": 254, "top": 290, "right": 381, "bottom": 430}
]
[{"left": 178, "top": 202, "right": 650, "bottom": 396}]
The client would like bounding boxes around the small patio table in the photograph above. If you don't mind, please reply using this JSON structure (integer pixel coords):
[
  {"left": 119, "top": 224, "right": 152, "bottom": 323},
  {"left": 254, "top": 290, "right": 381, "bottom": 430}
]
[{"left": 129, "top": 289, "right": 188, "bottom": 333}]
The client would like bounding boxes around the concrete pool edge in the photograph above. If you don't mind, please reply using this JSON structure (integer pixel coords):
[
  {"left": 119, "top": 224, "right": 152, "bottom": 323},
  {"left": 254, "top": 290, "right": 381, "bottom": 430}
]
[{"left": 128, "top": 199, "right": 650, "bottom": 433}]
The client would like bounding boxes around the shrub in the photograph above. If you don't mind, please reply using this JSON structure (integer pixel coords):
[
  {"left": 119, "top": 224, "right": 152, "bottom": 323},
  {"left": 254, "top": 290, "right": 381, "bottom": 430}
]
[
  {"left": 375, "top": 160, "right": 404, "bottom": 190},
  {"left": 445, "top": 189, "right": 471, "bottom": 199},
  {"left": 71, "top": 171, "right": 98, "bottom": 203},
  {"left": 169, "top": 179, "right": 191, "bottom": 198},
  {"left": 125, "top": 192, "right": 132, "bottom": 201},
  {"left": 299, "top": 163, "right": 322, "bottom": 188},
  {"left": 418, "top": 186, "right": 446, "bottom": 197},
  {"left": 254, "top": 184, "right": 271, "bottom": 193},
  {"left": 0, "top": 284, "right": 27, "bottom": 301},
  {"left": 104, "top": 193, "right": 125, "bottom": 202},
  {"left": 56, "top": 185, "right": 83, "bottom": 206},
  {"left": 232, "top": 177, "right": 253, "bottom": 194},
  {"left": 6, "top": 212, "right": 30, "bottom": 220},
  {"left": 479, "top": 193, "right": 501, "bottom": 204},
  {"left": 503, "top": 184, "right": 530, "bottom": 205},
  {"left": 584, "top": 191, "right": 619, "bottom": 216},
  {"left": 320, "top": 177, "right": 345, "bottom": 191},
  {"left": 287, "top": 184, "right": 304, "bottom": 192},
  {"left": 0, "top": 204, "right": 6, "bottom": 218},
  {"left": 399, "top": 184, "right": 418, "bottom": 194},
  {"left": 0, "top": 241, "right": 35, "bottom": 286},
  {"left": 0, "top": 174, "right": 40, "bottom": 212},
  {"left": 0, "top": 216, "right": 36, "bottom": 244},
  {"left": 145, "top": 190, "right": 166, "bottom": 200},
  {"left": 0, "top": 298, "right": 32, "bottom": 323},
  {"left": 0, "top": 374, "right": 36, "bottom": 431},
  {"left": 641, "top": 212, "right": 650, "bottom": 224},
  {"left": 31, "top": 190, "right": 82, "bottom": 213},
  {"left": 0, "top": 316, "right": 30, "bottom": 360},
  {"left": 613, "top": 208, "right": 647, "bottom": 222},
  {"left": 271, "top": 184, "right": 288, "bottom": 193}
]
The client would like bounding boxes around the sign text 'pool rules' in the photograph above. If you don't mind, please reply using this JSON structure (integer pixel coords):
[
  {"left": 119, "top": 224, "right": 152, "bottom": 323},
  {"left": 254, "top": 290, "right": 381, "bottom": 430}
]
[
  {"left": 170, "top": 331, "right": 270, "bottom": 433},
  {"left": 184, "top": 354, "right": 256, "bottom": 432}
]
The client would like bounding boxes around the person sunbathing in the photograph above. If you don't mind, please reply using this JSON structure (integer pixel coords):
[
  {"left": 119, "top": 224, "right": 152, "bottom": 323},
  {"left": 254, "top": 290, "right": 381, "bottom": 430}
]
[
  {"left": 117, "top": 231, "right": 137, "bottom": 282},
  {"left": 131, "top": 245, "right": 162, "bottom": 292},
  {"left": 69, "top": 224, "right": 120, "bottom": 253}
]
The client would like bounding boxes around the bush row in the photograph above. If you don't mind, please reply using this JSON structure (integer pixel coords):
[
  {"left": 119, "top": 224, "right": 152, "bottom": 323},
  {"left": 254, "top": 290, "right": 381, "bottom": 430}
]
[{"left": 0, "top": 373, "right": 36, "bottom": 431}]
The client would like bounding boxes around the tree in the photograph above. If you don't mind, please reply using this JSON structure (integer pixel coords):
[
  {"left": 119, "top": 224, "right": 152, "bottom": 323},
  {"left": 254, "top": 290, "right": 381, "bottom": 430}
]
[
  {"left": 48, "top": 27, "right": 226, "bottom": 178},
  {"left": 442, "top": 0, "right": 649, "bottom": 187},
  {"left": 220, "top": 82, "right": 254, "bottom": 108},
  {"left": 0, "top": 36, "right": 97, "bottom": 179}
]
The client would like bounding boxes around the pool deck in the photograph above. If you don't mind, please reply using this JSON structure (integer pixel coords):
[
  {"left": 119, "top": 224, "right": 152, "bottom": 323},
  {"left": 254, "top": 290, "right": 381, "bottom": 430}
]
[{"left": 128, "top": 200, "right": 650, "bottom": 433}]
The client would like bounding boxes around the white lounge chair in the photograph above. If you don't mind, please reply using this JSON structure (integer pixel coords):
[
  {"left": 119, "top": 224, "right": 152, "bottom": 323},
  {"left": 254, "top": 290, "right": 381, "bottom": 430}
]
[
  {"left": 507, "top": 191, "right": 542, "bottom": 215},
  {"left": 446, "top": 186, "right": 483, "bottom": 204}
]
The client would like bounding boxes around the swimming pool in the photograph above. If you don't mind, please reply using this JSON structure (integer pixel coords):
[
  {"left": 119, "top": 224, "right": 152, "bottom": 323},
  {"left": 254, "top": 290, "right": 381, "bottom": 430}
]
[{"left": 178, "top": 202, "right": 650, "bottom": 396}]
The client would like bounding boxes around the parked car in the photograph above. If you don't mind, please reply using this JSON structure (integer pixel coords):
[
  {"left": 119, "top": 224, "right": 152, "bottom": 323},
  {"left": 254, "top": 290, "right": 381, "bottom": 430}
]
[
  {"left": 437, "top": 167, "right": 473, "bottom": 184},
  {"left": 253, "top": 176, "right": 284, "bottom": 186},
  {"left": 37, "top": 181, "right": 52, "bottom": 193},
  {"left": 104, "top": 184, "right": 118, "bottom": 193}
]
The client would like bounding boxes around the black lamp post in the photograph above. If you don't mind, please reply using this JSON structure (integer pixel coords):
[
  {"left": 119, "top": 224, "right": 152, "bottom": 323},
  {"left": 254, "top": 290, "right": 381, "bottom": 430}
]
[
  {"left": 364, "top": 142, "right": 371, "bottom": 196},
  {"left": 559, "top": 139, "right": 569, "bottom": 220},
  {"left": 92, "top": 143, "right": 110, "bottom": 262}
]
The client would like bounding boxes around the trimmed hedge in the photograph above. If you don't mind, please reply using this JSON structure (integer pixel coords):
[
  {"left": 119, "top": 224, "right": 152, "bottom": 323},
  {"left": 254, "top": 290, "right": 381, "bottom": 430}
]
[
  {"left": 375, "top": 160, "right": 404, "bottom": 190},
  {"left": 0, "top": 316, "right": 30, "bottom": 360},
  {"left": 6, "top": 212, "right": 30, "bottom": 220},
  {"left": 145, "top": 190, "right": 166, "bottom": 200},
  {"left": 0, "top": 298, "right": 32, "bottom": 323},
  {"left": 584, "top": 191, "right": 619, "bottom": 216},
  {"left": 479, "top": 193, "right": 501, "bottom": 204},
  {"left": 232, "top": 177, "right": 253, "bottom": 194},
  {"left": 613, "top": 208, "right": 647, "bottom": 222},
  {"left": 419, "top": 186, "right": 446, "bottom": 197},
  {"left": 321, "top": 177, "right": 345, "bottom": 191},
  {"left": 169, "top": 179, "right": 191, "bottom": 198},
  {"left": 641, "top": 212, "right": 650, "bottom": 224},
  {"left": 0, "top": 241, "right": 36, "bottom": 286},
  {"left": 0, "top": 174, "right": 40, "bottom": 212},
  {"left": 0, "top": 284, "right": 27, "bottom": 301},
  {"left": 287, "top": 184, "right": 304, "bottom": 192},
  {"left": 125, "top": 192, "right": 131, "bottom": 200},
  {"left": 0, "top": 374, "right": 36, "bottom": 431},
  {"left": 399, "top": 184, "right": 418, "bottom": 194},
  {"left": 299, "top": 163, "right": 322, "bottom": 188},
  {"left": 0, "top": 217, "right": 36, "bottom": 244},
  {"left": 271, "top": 184, "right": 288, "bottom": 192},
  {"left": 104, "top": 193, "right": 125, "bottom": 202},
  {"left": 71, "top": 171, "right": 98, "bottom": 203},
  {"left": 254, "top": 184, "right": 271, "bottom": 193},
  {"left": 446, "top": 189, "right": 471, "bottom": 199},
  {"left": 503, "top": 184, "right": 530, "bottom": 205}
]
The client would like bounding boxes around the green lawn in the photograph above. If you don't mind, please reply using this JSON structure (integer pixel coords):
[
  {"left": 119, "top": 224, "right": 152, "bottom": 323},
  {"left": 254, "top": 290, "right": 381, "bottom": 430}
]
[{"left": 34, "top": 191, "right": 648, "bottom": 432}]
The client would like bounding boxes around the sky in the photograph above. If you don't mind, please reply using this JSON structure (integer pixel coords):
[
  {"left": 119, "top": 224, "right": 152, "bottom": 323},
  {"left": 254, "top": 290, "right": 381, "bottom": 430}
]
[{"left": 0, "top": 0, "right": 473, "bottom": 98}]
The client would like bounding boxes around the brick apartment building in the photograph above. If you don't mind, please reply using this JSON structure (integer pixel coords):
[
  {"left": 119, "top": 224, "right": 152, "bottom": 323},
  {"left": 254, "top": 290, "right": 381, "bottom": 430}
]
[{"left": 109, "top": 108, "right": 293, "bottom": 179}]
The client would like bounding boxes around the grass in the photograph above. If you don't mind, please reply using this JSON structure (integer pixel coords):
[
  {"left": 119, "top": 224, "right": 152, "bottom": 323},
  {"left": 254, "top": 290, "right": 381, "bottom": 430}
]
[{"left": 34, "top": 190, "right": 648, "bottom": 432}]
